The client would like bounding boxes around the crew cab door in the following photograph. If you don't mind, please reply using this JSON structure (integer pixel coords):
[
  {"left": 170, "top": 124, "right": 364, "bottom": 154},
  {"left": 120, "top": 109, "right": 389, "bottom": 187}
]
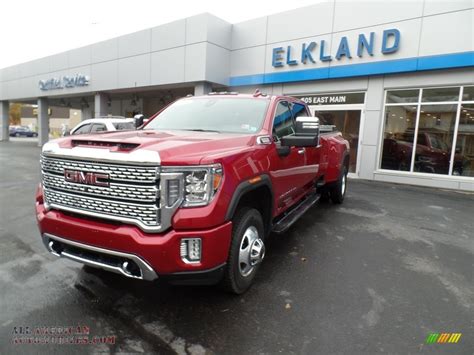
[{"left": 270, "top": 101, "right": 308, "bottom": 213}]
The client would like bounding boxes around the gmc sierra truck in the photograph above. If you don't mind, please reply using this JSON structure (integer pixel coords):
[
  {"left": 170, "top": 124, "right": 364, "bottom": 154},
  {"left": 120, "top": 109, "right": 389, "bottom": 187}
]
[{"left": 36, "top": 91, "right": 350, "bottom": 294}]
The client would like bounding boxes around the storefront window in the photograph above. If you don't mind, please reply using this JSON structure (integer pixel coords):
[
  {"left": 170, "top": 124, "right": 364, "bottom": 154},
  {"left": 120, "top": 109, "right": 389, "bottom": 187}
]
[
  {"left": 461, "top": 86, "right": 474, "bottom": 101},
  {"left": 381, "top": 85, "right": 473, "bottom": 178},
  {"left": 381, "top": 105, "right": 418, "bottom": 171},
  {"left": 386, "top": 90, "right": 419, "bottom": 104},
  {"left": 422, "top": 87, "right": 460, "bottom": 102},
  {"left": 455, "top": 104, "right": 474, "bottom": 177},
  {"left": 415, "top": 105, "right": 457, "bottom": 175}
]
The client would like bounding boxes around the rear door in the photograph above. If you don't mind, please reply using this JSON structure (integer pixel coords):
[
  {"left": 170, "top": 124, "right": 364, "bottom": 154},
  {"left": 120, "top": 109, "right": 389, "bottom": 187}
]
[{"left": 270, "top": 101, "right": 308, "bottom": 213}]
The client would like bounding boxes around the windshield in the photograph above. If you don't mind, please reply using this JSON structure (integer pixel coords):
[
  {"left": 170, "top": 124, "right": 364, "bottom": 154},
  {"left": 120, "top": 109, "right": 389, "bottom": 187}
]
[{"left": 144, "top": 97, "right": 269, "bottom": 134}]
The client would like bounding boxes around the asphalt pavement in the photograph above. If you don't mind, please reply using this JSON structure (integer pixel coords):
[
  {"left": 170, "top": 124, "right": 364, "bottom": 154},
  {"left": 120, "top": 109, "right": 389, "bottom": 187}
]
[{"left": 0, "top": 140, "right": 473, "bottom": 354}]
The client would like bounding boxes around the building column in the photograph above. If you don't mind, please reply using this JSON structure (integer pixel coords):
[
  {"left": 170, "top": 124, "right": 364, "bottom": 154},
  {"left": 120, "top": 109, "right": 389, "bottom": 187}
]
[
  {"left": 194, "top": 82, "right": 212, "bottom": 96},
  {"left": 37, "top": 98, "right": 49, "bottom": 147},
  {"left": 94, "top": 92, "right": 108, "bottom": 117},
  {"left": 0, "top": 101, "right": 9, "bottom": 142}
]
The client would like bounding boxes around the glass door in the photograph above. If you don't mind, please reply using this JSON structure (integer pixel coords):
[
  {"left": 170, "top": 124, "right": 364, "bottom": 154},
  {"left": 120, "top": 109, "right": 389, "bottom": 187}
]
[
  {"left": 294, "top": 92, "right": 365, "bottom": 176},
  {"left": 309, "top": 106, "right": 363, "bottom": 175}
]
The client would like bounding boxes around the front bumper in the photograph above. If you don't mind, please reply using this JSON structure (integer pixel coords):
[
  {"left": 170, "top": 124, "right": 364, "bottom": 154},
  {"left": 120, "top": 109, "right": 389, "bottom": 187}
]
[{"left": 36, "top": 200, "right": 232, "bottom": 282}]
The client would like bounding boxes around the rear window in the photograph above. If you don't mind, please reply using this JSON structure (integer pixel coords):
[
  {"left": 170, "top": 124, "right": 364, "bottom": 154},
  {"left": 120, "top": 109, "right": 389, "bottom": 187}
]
[{"left": 113, "top": 122, "right": 135, "bottom": 130}]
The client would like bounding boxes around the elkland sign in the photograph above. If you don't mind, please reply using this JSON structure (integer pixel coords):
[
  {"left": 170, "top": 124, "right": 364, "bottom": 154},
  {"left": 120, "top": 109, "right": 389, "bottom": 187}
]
[
  {"left": 39, "top": 74, "right": 89, "bottom": 91},
  {"left": 272, "top": 28, "right": 401, "bottom": 68}
]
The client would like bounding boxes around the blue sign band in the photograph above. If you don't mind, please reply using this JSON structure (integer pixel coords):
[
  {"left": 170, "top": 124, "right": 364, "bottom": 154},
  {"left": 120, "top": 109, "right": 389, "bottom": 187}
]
[{"left": 229, "top": 51, "right": 474, "bottom": 86}]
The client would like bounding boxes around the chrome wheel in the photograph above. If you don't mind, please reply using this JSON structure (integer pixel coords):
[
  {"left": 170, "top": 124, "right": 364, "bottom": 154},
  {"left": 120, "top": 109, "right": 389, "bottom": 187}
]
[{"left": 238, "top": 226, "right": 265, "bottom": 277}]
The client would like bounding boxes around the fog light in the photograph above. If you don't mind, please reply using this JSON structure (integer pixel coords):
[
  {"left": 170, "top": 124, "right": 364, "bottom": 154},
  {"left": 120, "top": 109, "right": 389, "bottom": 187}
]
[{"left": 180, "top": 238, "right": 201, "bottom": 263}]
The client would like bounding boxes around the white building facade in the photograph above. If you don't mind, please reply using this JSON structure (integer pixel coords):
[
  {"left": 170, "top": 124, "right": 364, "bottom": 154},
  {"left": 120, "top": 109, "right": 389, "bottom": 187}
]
[{"left": 0, "top": 0, "right": 473, "bottom": 190}]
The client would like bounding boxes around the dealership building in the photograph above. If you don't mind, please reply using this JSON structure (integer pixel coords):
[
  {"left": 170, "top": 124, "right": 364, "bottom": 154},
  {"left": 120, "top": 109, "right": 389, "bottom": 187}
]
[{"left": 0, "top": 1, "right": 473, "bottom": 191}]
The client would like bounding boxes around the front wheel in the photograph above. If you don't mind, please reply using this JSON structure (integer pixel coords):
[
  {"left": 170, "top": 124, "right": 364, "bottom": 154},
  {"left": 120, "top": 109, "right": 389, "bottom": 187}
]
[
  {"left": 330, "top": 166, "right": 348, "bottom": 204},
  {"left": 221, "top": 207, "right": 265, "bottom": 294}
]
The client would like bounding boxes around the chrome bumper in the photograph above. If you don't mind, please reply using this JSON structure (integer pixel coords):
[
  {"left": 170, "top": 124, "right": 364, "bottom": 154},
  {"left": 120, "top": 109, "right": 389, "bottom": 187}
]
[{"left": 42, "top": 233, "right": 158, "bottom": 281}]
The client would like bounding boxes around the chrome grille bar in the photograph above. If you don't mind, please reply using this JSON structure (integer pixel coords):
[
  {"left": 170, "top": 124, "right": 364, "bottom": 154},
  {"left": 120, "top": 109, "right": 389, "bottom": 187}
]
[
  {"left": 42, "top": 172, "right": 158, "bottom": 203},
  {"left": 41, "top": 155, "right": 158, "bottom": 183},
  {"left": 44, "top": 188, "right": 160, "bottom": 229},
  {"left": 40, "top": 154, "right": 166, "bottom": 232}
]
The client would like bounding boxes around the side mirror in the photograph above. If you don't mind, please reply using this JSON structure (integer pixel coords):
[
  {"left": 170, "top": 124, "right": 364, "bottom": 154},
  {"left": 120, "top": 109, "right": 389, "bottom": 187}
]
[
  {"left": 134, "top": 114, "right": 145, "bottom": 128},
  {"left": 281, "top": 116, "right": 320, "bottom": 147},
  {"left": 62, "top": 130, "right": 70, "bottom": 137}
]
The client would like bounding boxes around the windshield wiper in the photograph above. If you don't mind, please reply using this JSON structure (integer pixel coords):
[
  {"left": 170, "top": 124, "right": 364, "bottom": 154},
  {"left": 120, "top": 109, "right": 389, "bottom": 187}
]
[{"left": 185, "top": 129, "right": 221, "bottom": 133}]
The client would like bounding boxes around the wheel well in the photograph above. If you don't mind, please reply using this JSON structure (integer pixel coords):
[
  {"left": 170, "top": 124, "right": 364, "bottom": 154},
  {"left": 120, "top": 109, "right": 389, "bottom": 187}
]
[
  {"left": 233, "top": 185, "right": 273, "bottom": 237},
  {"left": 343, "top": 153, "right": 350, "bottom": 171}
]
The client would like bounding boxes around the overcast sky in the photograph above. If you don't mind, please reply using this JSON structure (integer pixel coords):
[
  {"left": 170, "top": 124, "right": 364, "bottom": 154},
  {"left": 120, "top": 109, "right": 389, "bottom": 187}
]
[{"left": 0, "top": 0, "right": 330, "bottom": 69}]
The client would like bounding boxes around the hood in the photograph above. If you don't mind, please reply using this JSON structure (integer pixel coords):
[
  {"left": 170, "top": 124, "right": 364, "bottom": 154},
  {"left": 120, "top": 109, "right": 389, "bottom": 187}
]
[{"left": 49, "top": 129, "right": 257, "bottom": 165}]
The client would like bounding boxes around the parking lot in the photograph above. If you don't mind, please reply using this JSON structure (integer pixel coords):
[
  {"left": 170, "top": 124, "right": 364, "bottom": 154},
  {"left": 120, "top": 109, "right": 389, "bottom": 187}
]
[{"left": 0, "top": 140, "right": 473, "bottom": 354}]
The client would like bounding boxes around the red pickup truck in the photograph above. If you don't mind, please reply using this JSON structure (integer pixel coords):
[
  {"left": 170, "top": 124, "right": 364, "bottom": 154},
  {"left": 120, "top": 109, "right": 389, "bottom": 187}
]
[{"left": 36, "top": 92, "right": 350, "bottom": 293}]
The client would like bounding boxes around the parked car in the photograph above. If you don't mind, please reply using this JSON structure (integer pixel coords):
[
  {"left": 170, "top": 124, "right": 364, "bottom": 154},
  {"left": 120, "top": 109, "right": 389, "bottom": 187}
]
[
  {"left": 9, "top": 126, "right": 38, "bottom": 137},
  {"left": 382, "top": 131, "right": 467, "bottom": 175},
  {"left": 66, "top": 117, "right": 136, "bottom": 136},
  {"left": 36, "top": 92, "right": 350, "bottom": 294}
]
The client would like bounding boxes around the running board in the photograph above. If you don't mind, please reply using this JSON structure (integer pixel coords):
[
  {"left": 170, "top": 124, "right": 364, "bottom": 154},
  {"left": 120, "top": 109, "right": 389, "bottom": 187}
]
[{"left": 272, "top": 192, "right": 320, "bottom": 234}]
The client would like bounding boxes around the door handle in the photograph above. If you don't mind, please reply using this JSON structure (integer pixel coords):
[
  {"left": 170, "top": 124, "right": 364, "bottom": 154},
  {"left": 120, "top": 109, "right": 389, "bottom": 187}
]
[{"left": 297, "top": 148, "right": 305, "bottom": 155}]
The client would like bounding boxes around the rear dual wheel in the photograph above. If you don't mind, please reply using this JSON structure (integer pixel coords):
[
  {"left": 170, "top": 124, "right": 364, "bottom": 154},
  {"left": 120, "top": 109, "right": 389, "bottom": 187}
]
[{"left": 329, "top": 166, "right": 348, "bottom": 204}]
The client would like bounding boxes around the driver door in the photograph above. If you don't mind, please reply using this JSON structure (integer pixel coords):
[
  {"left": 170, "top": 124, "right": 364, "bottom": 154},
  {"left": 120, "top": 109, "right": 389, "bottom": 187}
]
[{"left": 270, "top": 101, "right": 307, "bottom": 214}]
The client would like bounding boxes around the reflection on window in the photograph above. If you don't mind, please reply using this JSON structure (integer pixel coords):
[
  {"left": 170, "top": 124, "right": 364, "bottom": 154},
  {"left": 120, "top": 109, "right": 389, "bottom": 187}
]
[
  {"left": 386, "top": 90, "right": 419, "bottom": 104},
  {"left": 461, "top": 86, "right": 474, "bottom": 102},
  {"left": 455, "top": 104, "right": 474, "bottom": 176},
  {"left": 422, "top": 87, "right": 460, "bottom": 102},
  {"left": 414, "top": 105, "right": 456, "bottom": 175},
  {"left": 381, "top": 106, "right": 418, "bottom": 171},
  {"left": 273, "top": 102, "right": 294, "bottom": 141},
  {"left": 381, "top": 85, "right": 474, "bottom": 178}
]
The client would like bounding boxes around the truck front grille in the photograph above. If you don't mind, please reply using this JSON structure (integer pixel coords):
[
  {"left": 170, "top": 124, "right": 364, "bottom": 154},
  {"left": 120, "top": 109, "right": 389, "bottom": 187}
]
[{"left": 41, "top": 155, "right": 161, "bottom": 231}]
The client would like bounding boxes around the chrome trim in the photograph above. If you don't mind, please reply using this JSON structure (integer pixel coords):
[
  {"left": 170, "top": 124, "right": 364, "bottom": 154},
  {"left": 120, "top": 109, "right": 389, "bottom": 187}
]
[
  {"left": 42, "top": 233, "right": 158, "bottom": 281},
  {"left": 159, "top": 173, "right": 185, "bottom": 231},
  {"left": 41, "top": 155, "right": 159, "bottom": 183},
  {"left": 42, "top": 141, "right": 161, "bottom": 165},
  {"left": 256, "top": 135, "right": 272, "bottom": 145},
  {"left": 42, "top": 171, "right": 159, "bottom": 203},
  {"left": 43, "top": 188, "right": 161, "bottom": 232}
]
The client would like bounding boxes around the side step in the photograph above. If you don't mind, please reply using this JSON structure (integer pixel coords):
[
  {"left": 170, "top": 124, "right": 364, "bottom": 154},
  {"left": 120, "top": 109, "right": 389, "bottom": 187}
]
[{"left": 272, "top": 192, "right": 320, "bottom": 234}]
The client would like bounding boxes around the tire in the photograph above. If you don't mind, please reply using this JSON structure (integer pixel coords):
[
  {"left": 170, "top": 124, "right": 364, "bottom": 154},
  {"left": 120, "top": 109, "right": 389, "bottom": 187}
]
[
  {"left": 330, "top": 166, "right": 348, "bottom": 204},
  {"left": 221, "top": 207, "right": 265, "bottom": 294},
  {"left": 15, "top": 133, "right": 20, "bottom": 137}
]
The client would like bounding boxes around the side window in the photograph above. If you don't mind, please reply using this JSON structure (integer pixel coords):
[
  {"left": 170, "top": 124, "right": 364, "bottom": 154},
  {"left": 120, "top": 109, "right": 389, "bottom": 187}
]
[
  {"left": 90, "top": 124, "right": 107, "bottom": 133},
  {"left": 272, "top": 101, "right": 294, "bottom": 142},
  {"left": 291, "top": 102, "right": 308, "bottom": 119},
  {"left": 72, "top": 124, "right": 91, "bottom": 135}
]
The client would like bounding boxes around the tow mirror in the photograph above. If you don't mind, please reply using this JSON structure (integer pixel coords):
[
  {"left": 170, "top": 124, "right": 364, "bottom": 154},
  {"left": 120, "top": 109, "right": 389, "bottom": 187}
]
[
  {"left": 134, "top": 114, "right": 145, "bottom": 128},
  {"left": 281, "top": 116, "right": 320, "bottom": 147}
]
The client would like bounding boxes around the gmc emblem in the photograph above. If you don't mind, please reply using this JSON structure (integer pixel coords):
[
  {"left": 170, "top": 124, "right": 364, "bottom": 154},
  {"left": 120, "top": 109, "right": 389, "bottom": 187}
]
[{"left": 64, "top": 169, "right": 110, "bottom": 187}]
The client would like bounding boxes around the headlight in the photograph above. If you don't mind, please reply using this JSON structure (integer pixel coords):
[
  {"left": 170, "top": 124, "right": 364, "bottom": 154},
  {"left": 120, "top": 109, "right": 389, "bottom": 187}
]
[{"left": 162, "top": 164, "right": 223, "bottom": 207}]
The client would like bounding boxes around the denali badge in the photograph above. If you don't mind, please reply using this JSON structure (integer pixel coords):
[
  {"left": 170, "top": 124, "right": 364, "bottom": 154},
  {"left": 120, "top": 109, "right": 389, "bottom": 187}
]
[{"left": 64, "top": 169, "right": 109, "bottom": 187}]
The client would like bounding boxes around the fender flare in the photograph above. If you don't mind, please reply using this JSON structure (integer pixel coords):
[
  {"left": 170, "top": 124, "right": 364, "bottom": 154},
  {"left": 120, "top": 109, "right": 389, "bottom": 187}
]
[{"left": 224, "top": 174, "right": 274, "bottom": 222}]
